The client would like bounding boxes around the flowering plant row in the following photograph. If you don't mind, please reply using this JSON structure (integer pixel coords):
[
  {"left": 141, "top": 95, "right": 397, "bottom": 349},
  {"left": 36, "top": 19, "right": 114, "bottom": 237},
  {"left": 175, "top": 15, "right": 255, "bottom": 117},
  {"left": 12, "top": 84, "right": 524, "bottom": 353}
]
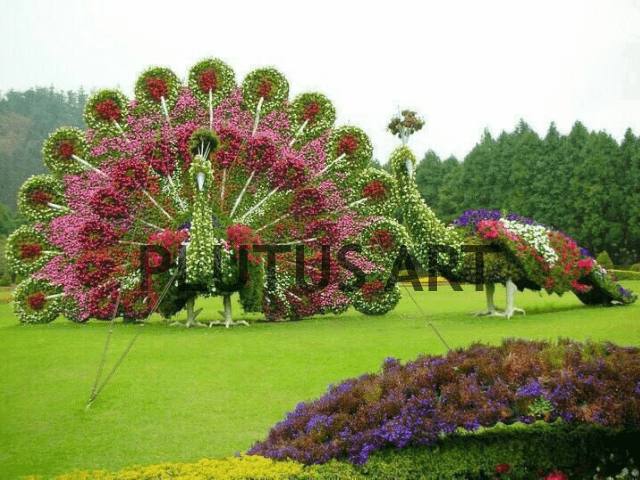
[{"left": 249, "top": 338, "right": 640, "bottom": 466}]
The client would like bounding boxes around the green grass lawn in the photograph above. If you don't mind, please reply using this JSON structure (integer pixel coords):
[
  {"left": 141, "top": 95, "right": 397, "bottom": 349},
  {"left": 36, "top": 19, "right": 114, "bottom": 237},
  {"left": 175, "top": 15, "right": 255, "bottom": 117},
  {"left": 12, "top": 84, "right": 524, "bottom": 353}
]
[{"left": 1, "top": 281, "right": 639, "bottom": 479}]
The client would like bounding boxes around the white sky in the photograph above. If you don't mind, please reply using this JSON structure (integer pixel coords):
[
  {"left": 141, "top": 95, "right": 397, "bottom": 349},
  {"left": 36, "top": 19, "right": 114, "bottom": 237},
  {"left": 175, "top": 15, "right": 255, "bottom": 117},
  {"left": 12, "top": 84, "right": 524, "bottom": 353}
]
[{"left": 2, "top": 0, "right": 640, "bottom": 164}]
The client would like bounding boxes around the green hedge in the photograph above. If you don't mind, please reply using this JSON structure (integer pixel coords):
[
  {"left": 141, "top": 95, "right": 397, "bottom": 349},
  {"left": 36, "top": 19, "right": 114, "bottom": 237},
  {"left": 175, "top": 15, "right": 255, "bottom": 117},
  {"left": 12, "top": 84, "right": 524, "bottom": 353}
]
[
  {"left": 610, "top": 269, "right": 640, "bottom": 281},
  {"left": 294, "top": 421, "right": 639, "bottom": 480}
]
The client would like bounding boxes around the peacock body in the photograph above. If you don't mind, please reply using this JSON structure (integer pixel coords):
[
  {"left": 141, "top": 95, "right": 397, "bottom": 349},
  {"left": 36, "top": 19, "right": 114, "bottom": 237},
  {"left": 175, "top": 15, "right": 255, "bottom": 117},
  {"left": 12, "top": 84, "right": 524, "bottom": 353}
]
[
  {"left": 389, "top": 145, "right": 637, "bottom": 316},
  {"left": 7, "top": 58, "right": 408, "bottom": 326}
]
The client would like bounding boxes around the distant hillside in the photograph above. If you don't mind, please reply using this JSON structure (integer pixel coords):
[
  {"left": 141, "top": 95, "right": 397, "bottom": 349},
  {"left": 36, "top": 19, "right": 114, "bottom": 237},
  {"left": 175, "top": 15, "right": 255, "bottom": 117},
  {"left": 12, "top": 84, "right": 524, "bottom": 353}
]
[{"left": 0, "top": 87, "right": 86, "bottom": 211}]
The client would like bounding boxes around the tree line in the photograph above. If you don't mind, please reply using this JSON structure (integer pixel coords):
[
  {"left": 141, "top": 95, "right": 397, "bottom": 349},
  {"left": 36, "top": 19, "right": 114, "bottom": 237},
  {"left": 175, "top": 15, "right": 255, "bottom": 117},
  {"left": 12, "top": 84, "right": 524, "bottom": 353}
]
[
  {"left": 0, "top": 86, "right": 87, "bottom": 218},
  {"left": 409, "top": 120, "right": 640, "bottom": 265}
]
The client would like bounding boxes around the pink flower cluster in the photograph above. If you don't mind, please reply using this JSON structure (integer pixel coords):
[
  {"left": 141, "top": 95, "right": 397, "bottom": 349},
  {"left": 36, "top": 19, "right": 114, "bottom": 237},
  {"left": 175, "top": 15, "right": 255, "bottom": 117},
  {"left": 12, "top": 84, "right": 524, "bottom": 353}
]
[{"left": 477, "top": 219, "right": 519, "bottom": 242}]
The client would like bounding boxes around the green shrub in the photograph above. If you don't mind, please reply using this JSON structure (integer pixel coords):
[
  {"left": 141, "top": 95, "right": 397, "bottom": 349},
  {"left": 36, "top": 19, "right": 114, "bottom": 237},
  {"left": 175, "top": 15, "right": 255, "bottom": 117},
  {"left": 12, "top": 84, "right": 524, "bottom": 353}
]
[
  {"left": 610, "top": 269, "right": 640, "bottom": 281},
  {"left": 0, "top": 273, "right": 11, "bottom": 286},
  {"left": 629, "top": 263, "right": 640, "bottom": 272},
  {"left": 596, "top": 251, "right": 614, "bottom": 270},
  {"left": 293, "top": 422, "right": 639, "bottom": 480}
]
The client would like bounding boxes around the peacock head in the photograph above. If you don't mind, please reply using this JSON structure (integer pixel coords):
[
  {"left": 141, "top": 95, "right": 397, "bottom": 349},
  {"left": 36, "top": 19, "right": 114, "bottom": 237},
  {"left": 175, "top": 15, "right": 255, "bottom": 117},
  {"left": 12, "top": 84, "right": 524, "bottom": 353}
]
[
  {"left": 189, "top": 128, "right": 220, "bottom": 159},
  {"left": 189, "top": 154, "right": 214, "bottom": 193},
  {"left": 389, "top": 145, "right": 417, "bottom": 186}
]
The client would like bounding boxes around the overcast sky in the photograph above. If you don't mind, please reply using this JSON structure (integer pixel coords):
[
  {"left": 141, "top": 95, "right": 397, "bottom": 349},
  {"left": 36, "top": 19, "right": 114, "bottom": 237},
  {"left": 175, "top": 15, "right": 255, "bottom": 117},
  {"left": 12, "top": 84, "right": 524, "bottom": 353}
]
[{"left": 2, "top": 0, "right": 640, "bottom": 164}]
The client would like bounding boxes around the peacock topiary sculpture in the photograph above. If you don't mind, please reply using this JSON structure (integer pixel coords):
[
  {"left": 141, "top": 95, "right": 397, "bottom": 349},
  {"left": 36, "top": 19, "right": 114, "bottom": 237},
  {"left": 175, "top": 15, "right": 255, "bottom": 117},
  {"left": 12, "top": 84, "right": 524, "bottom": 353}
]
[
  {"left": 6, "top": 58, "right": 409, "bottom": 327},
  {"left": 386, "top": 112, "right": 637, "bottom": 317}
]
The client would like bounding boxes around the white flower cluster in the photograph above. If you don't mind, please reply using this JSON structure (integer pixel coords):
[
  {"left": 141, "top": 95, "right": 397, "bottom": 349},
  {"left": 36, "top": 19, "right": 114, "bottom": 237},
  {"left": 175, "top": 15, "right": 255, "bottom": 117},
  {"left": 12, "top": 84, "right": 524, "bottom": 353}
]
[
  {"left": 501, "top": 219, "right": 558, "bottom": 265},
  {"left": 119, "top": 272, "right": 142, "bottom": 291}
]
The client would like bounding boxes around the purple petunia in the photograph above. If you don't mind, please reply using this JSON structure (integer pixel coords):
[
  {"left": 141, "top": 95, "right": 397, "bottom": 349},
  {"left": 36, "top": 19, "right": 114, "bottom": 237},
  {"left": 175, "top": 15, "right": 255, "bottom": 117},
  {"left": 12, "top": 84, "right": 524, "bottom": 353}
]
[{"left": 517, "top": 380, "right": 544, "bottom": 398}]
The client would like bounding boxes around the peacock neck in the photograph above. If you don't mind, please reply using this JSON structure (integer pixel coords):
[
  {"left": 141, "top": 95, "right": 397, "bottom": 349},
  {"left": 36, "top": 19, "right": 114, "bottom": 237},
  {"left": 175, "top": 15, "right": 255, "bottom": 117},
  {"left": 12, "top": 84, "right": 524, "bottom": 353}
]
[{"left": 390, "top": 146, "right": 463, "bottom": 269}]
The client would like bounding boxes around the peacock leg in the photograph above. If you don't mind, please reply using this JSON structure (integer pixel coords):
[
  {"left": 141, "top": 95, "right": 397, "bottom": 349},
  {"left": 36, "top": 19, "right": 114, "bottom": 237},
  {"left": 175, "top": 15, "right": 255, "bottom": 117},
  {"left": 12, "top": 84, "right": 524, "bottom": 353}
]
[
  {"left": 490, "top": 279, "right": 525, "bottom": 319},
  {"left": 209, "top": 295, "right": 249, "bottom": 328},
  {"left": 171, "top": 297, "right": 206, "bottom": 327},
  {"left": 473, "top": 283, "right": 502, "bottom": 316}
]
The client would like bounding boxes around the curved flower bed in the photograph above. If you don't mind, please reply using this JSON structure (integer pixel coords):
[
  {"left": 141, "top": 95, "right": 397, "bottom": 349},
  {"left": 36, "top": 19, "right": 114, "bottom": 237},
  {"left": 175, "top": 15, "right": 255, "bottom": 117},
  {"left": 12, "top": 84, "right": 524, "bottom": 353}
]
[{"left": 249, "top": 338, "right": 640, "bottom": 466}]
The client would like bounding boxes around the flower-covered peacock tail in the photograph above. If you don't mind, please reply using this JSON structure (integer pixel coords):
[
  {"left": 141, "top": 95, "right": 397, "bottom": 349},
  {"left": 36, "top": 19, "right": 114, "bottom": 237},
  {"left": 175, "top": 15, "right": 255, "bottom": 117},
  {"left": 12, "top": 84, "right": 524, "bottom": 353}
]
[{"left": 9, "top": 58, "right": 408, "bottom": 325}]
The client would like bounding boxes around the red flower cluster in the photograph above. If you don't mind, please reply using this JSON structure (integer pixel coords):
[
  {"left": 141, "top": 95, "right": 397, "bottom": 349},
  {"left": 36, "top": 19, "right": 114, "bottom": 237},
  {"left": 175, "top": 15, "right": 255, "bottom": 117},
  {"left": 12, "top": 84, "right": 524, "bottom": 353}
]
[
  {"left": 302, "top": 102, "right": 320, "bottom": 122},
  {"left": 494, "top": 463, "right": 511, "bottom": 475},
  {"left": 291, "top": 186, "right": 326, "bottom": 219},
  {"left": 198, "top": 69, "right": 219, "bottom": 92},
  {"left": 246, "top": 135, "right": 278, "bottom": 173},
  {"left": 19, "top": 242, "right": 43, "bottom": 260},
  {"left": 27, "top": 291, "right": 47, "bottom": 311},
  {"left": 477, "top": 219, "right": 519, "bottom": 241},
  {"left": 29, "top": 188, "right": 54, "bottom": 206},
  {"left": 75, "top": 251, "right": 116, "bottom": 287},
  {"left": 145, "top": 77, "right": 168, "bottom": 101},
  {"left": 57, "top": 140, "right": 75, "bottom": 159},
  {"left": 257, "top": 79, "right": 272, "bottom": 99},
  {"left": 212, "top": 126, "right": 244, "bottom": 169},
  {"left": 171, "top": 121, "right": 200, "bottom": 167},
  {"left": 142, "top": 137, "right": 176, "bottom": 177},
  {"left": 571, "top": 279, "right": 591, "bottom": 292},
  {"left": 110, "top": 158, "right": 149, "bottom": 191},
  {"left": 362, "top": 180, "right": 387, "bottom": 202},
  {"left": 148, "top": 229, "right": 188, "bottom": 263},
  {"left": 90, "top": 186, "right": 129, "bottom": 219},
  {"left": 305, "top": 220, "right": 339, "bottom": 246},
  {"left": 77, "top": 219, "right": 119, "bottom": 250},
  {"left": 369, "top": 229, "right": 395, "bottom": 253},
  {"left": 547, "top": 231, "right": 592, "bottom": 293},
  {"left": 87, "top": 281, "right": 120, "bottom": 319},
  {"left": 270, "top": 154, "right": 308, "bottom": 190},
  {"left": 95, "top": 99, "right": 121, "bottom": 121},
  {"left": 227, "top": 223, "right": 262, "bottom": 264},
  {"left": 121, "top": 288, "right": 157, "bottom": 319},
  {"left": 337, "top": 134, "right": 359, "bottom": 156},
  {"left": 545, "top": 471, "right": 569, "bottom": 480},
  {"left": 361, "top": 280, "right": 384, "bottom": 301},
  {"left": 577, "top": 258, "right": 595, "bottom": 273}
]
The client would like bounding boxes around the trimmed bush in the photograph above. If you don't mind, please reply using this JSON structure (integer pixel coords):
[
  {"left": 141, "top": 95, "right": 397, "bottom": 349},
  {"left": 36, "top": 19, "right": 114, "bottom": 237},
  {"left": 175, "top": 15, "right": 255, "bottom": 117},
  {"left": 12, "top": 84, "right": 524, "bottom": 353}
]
[
  {"left": 596, "top": 251, "right": 614, "bottom": 270},
  {"left": 629, "top": 263, "right": 640, "bottom": 272},
  {"left": 610, "top": 269, "right": 640, "bottom": 281},
  {"left": 293, "top": 422, "right": 639, "bottom": 479},
  {"left": 249, "top": 339, "right": 640, "bottom": 466}
]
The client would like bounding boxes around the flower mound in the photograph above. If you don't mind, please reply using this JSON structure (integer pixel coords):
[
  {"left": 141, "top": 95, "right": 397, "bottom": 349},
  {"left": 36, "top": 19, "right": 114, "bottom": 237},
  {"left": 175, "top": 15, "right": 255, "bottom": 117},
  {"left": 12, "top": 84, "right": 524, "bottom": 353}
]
[{"left": 249, "top": 339, "right": 640, "bottom": 466}]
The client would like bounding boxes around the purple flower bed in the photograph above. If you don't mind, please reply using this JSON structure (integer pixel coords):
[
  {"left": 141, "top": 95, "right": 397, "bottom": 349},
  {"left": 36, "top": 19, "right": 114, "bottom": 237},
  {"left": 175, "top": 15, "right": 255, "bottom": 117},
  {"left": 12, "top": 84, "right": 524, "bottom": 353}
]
[
  {"left": 452, "top": 209, "right": 541, "bottom": 230},
  {"left": 249, "top": 339, "right": 640, "bottom": 466}
]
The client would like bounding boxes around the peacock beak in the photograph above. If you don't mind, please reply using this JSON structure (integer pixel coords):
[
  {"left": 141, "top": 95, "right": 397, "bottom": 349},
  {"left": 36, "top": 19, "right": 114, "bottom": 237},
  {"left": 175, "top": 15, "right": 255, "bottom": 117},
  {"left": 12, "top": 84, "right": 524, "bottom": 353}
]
[
  {"left": 196, "top": 172, "right": 205, "bottom": 191},
  {"left": 405, "top": 160, "right": 413, "bottom": 177}
]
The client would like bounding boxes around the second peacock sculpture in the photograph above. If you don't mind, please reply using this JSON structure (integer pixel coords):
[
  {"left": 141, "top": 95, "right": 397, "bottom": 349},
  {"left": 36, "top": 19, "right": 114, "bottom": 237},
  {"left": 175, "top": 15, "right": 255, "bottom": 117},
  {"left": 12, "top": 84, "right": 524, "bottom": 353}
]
[{"left": 387, "top": 131, "right": 636, "bottom": 317}]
